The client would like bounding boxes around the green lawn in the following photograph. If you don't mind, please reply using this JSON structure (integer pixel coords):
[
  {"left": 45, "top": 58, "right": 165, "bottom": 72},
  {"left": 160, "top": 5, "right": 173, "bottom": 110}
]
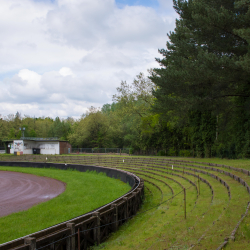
[{"left": 0, "top": 166, "right": 131, "bottom": 244}]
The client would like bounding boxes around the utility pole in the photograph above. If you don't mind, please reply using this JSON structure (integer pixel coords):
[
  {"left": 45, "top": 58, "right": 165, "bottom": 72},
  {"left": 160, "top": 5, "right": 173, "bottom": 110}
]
[{"left": 19, "top": 127, "right": 25, "bottom": 138}]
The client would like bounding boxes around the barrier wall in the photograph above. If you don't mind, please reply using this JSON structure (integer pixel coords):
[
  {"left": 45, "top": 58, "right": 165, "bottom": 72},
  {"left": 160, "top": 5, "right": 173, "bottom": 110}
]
[{"left": 0, "top": 162, "right": 144, "bottom": 250}]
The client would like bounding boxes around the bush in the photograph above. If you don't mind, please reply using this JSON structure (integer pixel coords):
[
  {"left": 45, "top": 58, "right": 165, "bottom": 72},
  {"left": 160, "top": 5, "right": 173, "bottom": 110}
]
[
  {"left": 167, "top": 147, "right": 176, "bottom": 156},
  {"left": 157, "top": 150, "right": 166, "bottom": 156},
  {"left": 129, "top": 148, "right": 134, "bottom": 155},
  {"left": 213, "top": 142, "right": 237, "bottom": 159},
  {"left": 179, "top": 150, "right": 191, "bottom": 157}
]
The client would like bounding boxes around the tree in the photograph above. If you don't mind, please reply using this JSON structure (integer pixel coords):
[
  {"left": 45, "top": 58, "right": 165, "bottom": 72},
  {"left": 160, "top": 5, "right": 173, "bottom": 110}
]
[
  {"left": 113, "top": 71, "right": 155, "bottom": 118},
  {"left": 151, "top": 0, "right": 250, "bottom": 117},
  {"left": 234, "top": 0, "right": 250, "bottom": 72},
  {"left": 48, "top": 117, "right": 71, "bottom": 140},
  {"left": 149, "top": 0, "right": 250, "bottom": 157},
  {"left": 69, "top": 107, "right": 111, "bottom": 148}
]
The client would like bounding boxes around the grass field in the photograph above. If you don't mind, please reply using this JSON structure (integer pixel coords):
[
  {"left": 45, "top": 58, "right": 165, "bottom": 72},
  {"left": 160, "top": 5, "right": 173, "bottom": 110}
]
[
  {"left": 0, "top": 166, "right": 131, "bottom": 244},
  {"left": 1, "top": 155, "right": 250, "bottom": 249},
  {"left": 96, "top": 157, "right": 250, "bottom": 250}
]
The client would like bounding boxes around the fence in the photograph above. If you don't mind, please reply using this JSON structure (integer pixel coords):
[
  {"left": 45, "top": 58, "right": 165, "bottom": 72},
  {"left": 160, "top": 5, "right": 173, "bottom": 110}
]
[
  {"left": 0, "top": 162, "right": 144, "bottom": 250},
  {"left": 72, "top": 148, "right": 130, "bottom": 154},
  {"left": 71, "top": 148, "right": 172, "bottom": 156}
]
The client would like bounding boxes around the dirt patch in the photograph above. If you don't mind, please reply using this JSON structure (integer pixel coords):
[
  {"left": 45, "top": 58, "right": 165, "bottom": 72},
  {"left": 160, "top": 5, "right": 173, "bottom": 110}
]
[{"left": 0, "top": 171, "right": 65, "bottom": 217}]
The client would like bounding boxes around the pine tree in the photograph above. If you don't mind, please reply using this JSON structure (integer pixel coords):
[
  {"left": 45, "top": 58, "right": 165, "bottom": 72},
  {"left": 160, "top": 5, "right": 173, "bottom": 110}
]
[{"left": 150, "top": 0, "right": 250, "bottom": 117}]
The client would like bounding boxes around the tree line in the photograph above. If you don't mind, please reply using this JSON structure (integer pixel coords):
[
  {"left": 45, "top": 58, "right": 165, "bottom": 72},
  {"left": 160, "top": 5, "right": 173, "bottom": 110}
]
[{"left": 1, "top": 0, "right": 250, "bottom": 158}]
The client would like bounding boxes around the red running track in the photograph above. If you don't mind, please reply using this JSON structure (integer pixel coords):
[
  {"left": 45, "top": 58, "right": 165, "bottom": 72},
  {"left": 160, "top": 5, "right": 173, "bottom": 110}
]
[{"left": 0, "top": 171, "right": 65, "bottom": 218}]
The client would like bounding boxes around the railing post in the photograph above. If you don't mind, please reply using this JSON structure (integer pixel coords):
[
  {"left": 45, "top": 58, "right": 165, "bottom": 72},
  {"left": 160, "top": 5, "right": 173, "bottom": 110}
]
[
  {"left": 50, "top": 242, "right": 55, "bottom": 250},
  {"left": 78, "top": 228, "right": 80, "bottom": 250},
  {"left": 198, "top": 174, "right": 200, "bottom": 195},
  {"left": 24, "top": 237, "right": 36, "bottom": 250},
  {"left": 132, "top": 191, "right": 138, "bottom": 214},
  {"left": 92, "top": 212, "right": 100, "bottom": 245},
  {"left": 123, "top": 197, "right": 129, "bottom": 221},
  {"left": 66, "top": 222, "right": 75, "bottom": 250},
  {"left": 82, "top": 224, "right": 87, "bottom": 250},
  {"left": 111, "top": 204, "right": 118, "bottom": 231},
  {"left": 137, "top": 188, "right": 142, "bottom": 205},
  {"left": 184, "top": 188, "right": 186, "bottom": 219}
]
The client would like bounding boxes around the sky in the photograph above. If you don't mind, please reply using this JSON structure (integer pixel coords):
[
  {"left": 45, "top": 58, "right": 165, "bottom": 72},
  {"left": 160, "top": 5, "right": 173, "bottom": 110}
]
[{"left": 0, "top": 0, "right": 178, "bottom": 119}]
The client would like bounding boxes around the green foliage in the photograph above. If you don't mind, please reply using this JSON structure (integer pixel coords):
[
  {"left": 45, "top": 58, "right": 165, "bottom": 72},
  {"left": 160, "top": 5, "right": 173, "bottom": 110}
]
[
  {"left": 129, "top": 148, "right": 134, "bottom": 154},
  {"left": 167, "top": 147, "right": 177, "bottom": 156},
  {"left": 0, "top": 113, "right": 72, "bottom": 148},
  {"left": 179, "top": 149, "right": 191, "bottom": 157},
  {"left": 157, "top": 150, "right": 166, "bottom": 156},
  {"left": 148, "top": 0, "right": 250, "bottom": 158},
  {"left": 69, "top": 107, "right": 111, "bottom": 148},
  {"left": 48, "top": 117, "right": 71, "bottom": 140}
]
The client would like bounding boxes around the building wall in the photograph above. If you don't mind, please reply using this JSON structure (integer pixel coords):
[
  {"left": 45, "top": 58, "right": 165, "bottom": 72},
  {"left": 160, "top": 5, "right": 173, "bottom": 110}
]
[
  {"left": 23, "top": 141, "right": 36, "bottom": 154},
  {"left": 60, "top": 141, "right": 72, "bottom": 154},
  {"left": 37, "top": 142, "right": 60, "bottom": 155},
  {"left": 8, "top": 143, "right": 14, "bottom": 154},
  {"left": 10, "top": 140, "right": 70, "bottom": 155},
  {"left": 13, "top": 140, "right": 24, "bottom": 153}
]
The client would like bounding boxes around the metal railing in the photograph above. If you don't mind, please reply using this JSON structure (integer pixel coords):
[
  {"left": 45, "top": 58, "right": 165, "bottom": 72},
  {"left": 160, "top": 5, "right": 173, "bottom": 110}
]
[{"left": 71, "top": 148, "right": 131, "bottom": 154}]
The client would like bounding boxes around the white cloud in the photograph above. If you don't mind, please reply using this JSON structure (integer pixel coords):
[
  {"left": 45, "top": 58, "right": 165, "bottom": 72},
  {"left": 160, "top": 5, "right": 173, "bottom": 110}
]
[
  {"left": 0, "top": 0, "right": 178, "bottom": 118},
  {"left": 18, "top": 69, "right": 42, "bottom": 85},
  {"left": 59, "top": 67, "right": 74, "bottom": 77}
]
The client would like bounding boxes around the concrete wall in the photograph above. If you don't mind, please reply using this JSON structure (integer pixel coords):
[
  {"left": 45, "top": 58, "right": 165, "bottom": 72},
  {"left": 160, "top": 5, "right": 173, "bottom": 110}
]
[
  {"left": 13, "top": 141, "right": 60, "bottom": 155},
  {"left": 37, "top": 142, "right": 59, "bottom": 155},
  {"left": 8, "top": 140, "right": 70, "bottom": 155}
]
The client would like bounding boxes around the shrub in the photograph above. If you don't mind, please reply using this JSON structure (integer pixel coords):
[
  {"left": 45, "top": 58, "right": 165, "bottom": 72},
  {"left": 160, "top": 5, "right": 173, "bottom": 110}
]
[
  {"left": 157, "top": 150, "right": 166, "bottom": 156},
  {"left": 167, "top": 147, "right": 176, "bottom": 156},
  {"left": 179, "top": 150, "right": 191, "bottom": 157}
]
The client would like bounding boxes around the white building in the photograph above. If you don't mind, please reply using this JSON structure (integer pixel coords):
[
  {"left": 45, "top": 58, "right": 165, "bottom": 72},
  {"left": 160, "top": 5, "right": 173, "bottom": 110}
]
[{"left": 5, "top": 138, "right": 72, "bottom": 155}]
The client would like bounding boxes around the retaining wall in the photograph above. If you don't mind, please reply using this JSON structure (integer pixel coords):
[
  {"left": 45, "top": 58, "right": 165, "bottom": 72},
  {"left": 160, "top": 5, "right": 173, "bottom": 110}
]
[{"left": 0, "top": 162, "right": 144, "bottom": 250}]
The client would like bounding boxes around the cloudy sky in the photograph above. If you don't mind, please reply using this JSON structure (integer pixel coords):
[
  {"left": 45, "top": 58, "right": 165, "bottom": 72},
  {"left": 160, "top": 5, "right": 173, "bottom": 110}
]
[{"left": 0, "top": 0, "right": 178, "bottom": 119}]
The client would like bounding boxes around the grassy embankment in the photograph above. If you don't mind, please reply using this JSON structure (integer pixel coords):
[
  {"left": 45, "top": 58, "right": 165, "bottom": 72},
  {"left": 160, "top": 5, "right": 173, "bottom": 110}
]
[
  {"left": 1, "top": 154, "right": 250, "bottom": 249},
  {"left": 0, "top": 166, "right": 131, "bottom": 244},
  {"left": 51, "top": 155, "right": 248, "bottom": 250},
  {"left": 95, "top": 157, "right": 250, "bottom": 250}
]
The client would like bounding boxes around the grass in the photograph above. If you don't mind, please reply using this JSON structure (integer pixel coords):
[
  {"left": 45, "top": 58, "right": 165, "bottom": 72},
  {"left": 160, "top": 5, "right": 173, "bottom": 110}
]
[
  {"left": 0, "top": 166, "right": 131, "bottom": 244},
  {"left": 85, "top": 156, "right": 250, "bottom": 250},
  {"left": 2, "top": 155, "right": 250, "bottom": 249}
]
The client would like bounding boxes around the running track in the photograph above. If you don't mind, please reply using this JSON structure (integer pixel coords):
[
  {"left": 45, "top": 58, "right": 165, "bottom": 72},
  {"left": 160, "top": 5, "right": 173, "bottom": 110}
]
[{"left": 0, "top": 171, "right": 65, "bottom": 217}]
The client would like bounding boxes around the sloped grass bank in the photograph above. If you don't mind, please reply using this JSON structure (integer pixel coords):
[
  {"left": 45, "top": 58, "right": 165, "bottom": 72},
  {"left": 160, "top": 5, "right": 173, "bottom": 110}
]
[
  {"left": 55, "top": 156, "right": 248, "bottom": 250},
  {"left": 0, "top": 166, "right": 131, "bottom": 244},
  {"left": 2, "top": 156, "right": 250, "bottom": 249}
]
